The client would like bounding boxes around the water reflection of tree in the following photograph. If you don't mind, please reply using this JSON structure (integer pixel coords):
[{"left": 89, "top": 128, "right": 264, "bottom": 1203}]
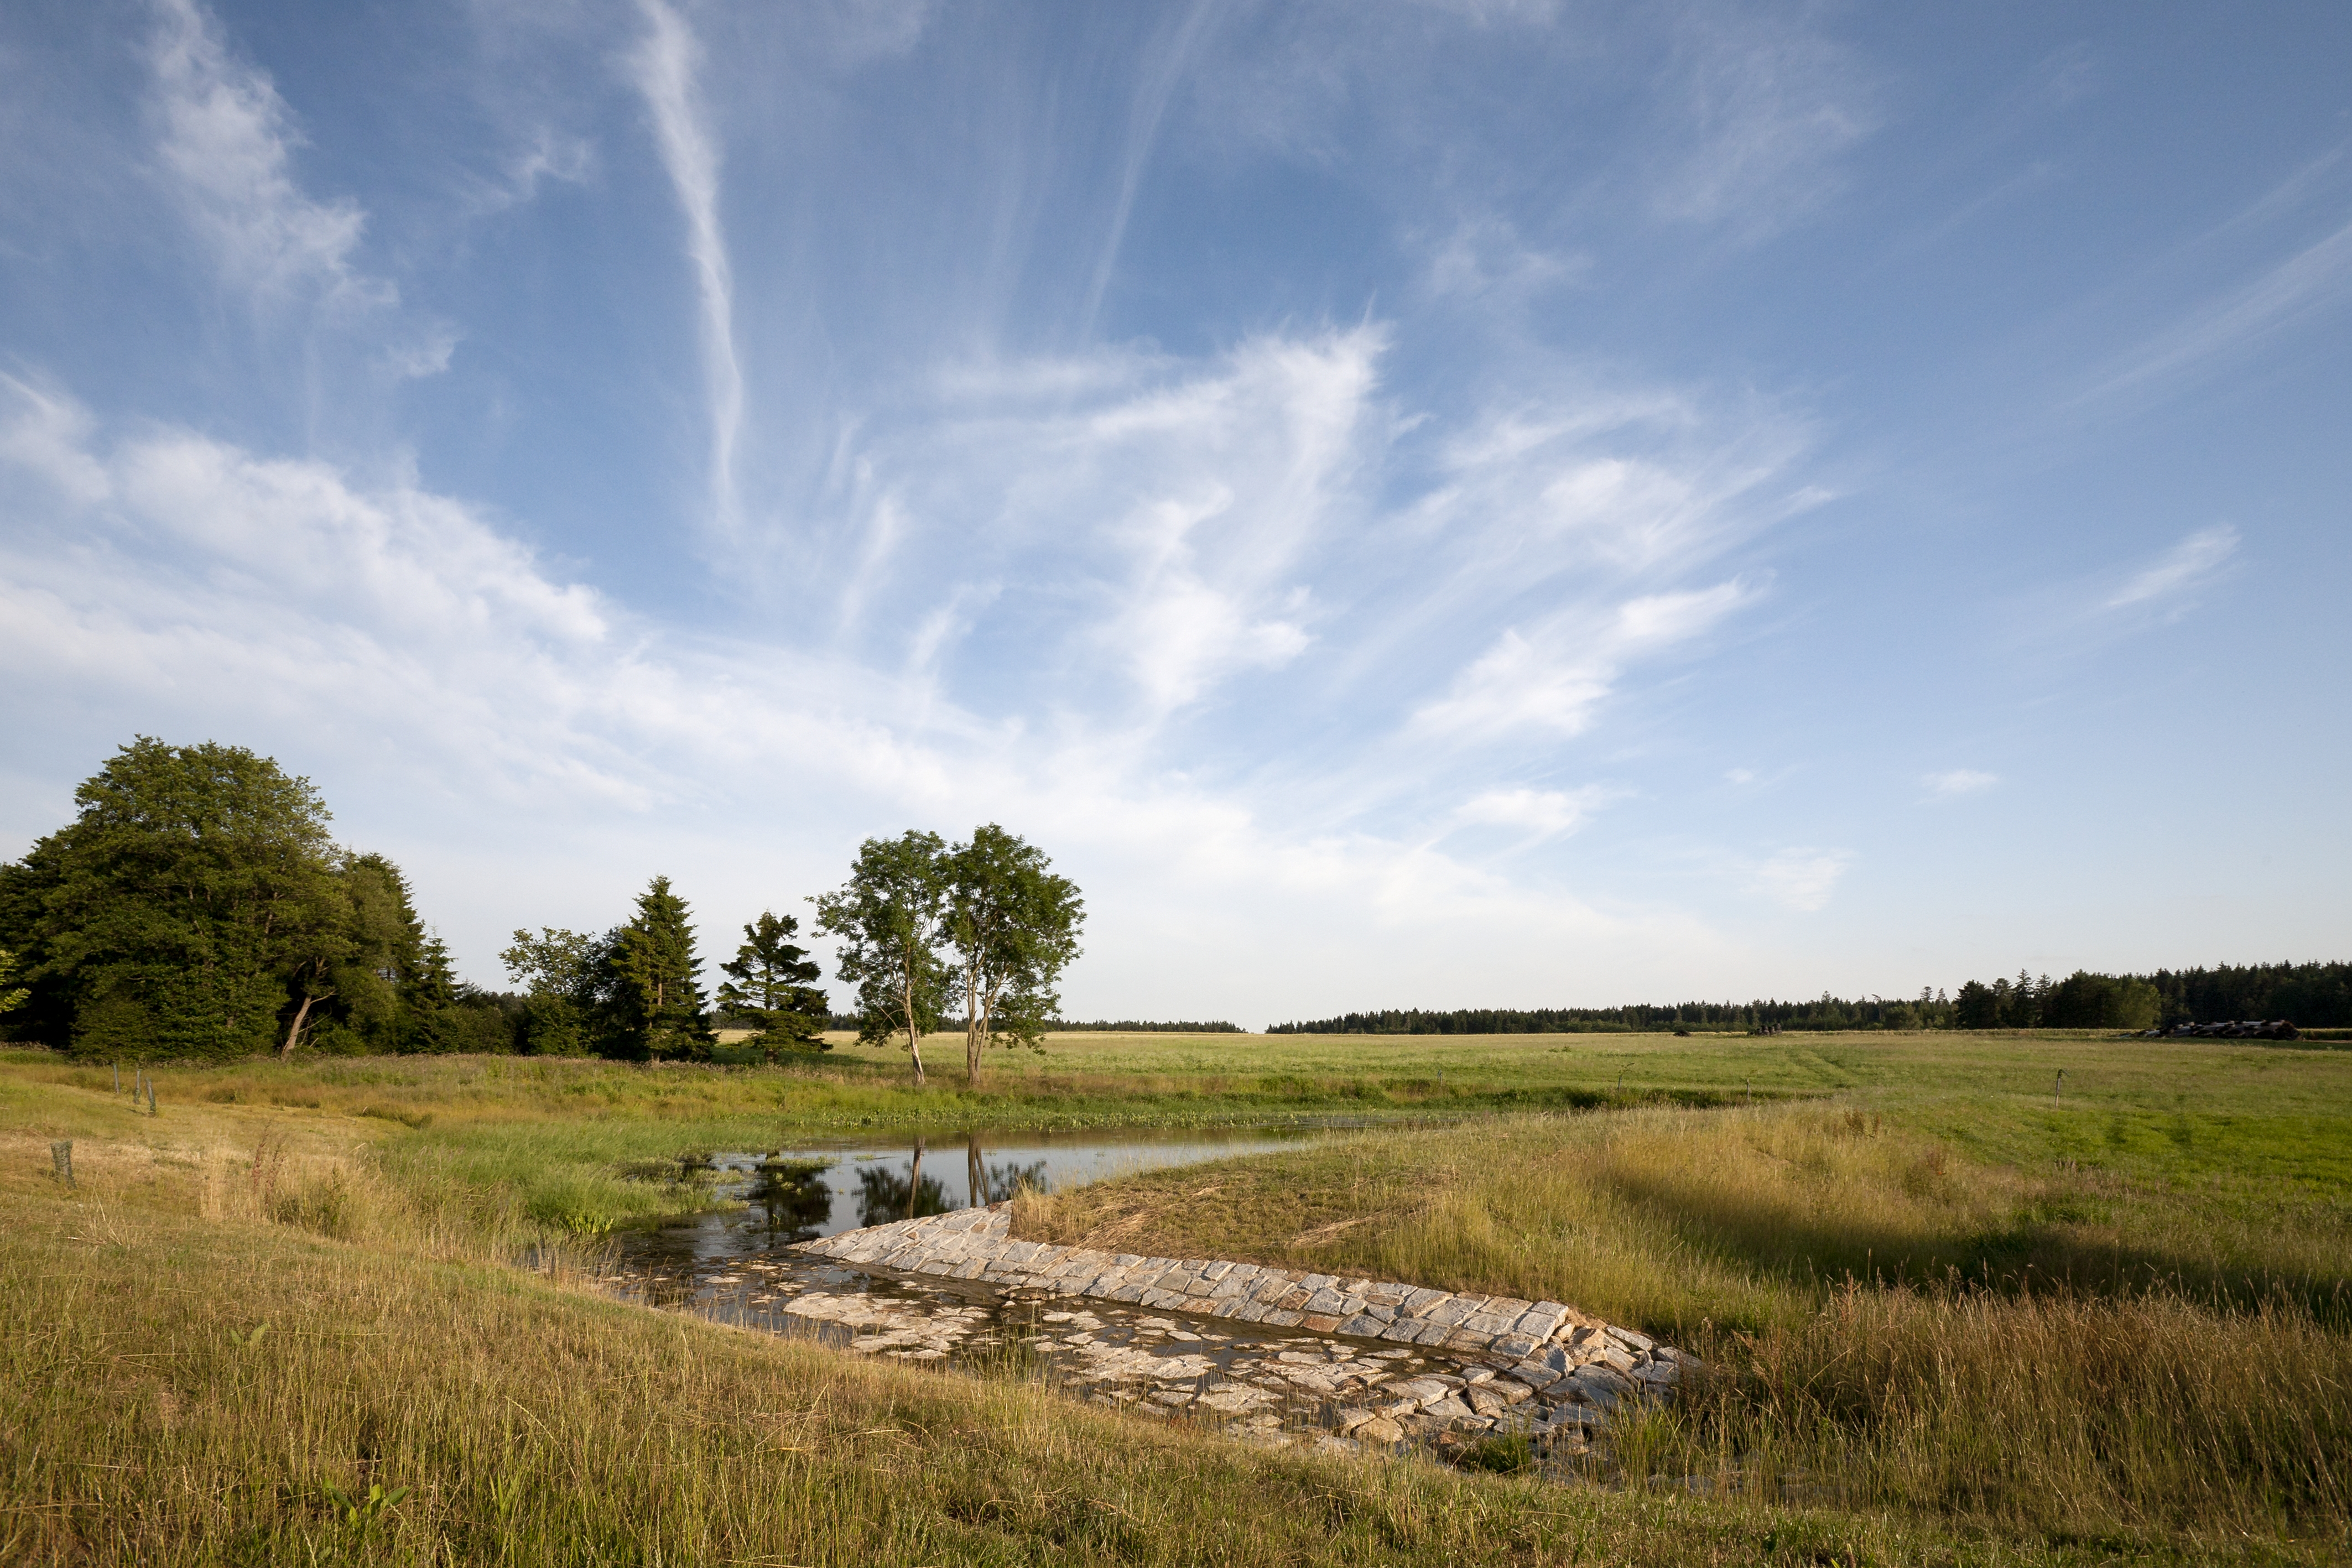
[
  {"left": 856, "top": 1159, "right": 950, "bottom": 1227},
  {"left": 973, "top": 1158, "right": 1049, "bottom": 1205},
  {"left": 741, "top": 1157, "right": 834, "bottom": 1243}
]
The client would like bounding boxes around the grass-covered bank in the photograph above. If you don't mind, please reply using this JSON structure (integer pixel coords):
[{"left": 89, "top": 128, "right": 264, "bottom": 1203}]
[
  {"left": 9, "top": 1186, "right": 2237, "bottom": 1565},
  {"left": 7, "top": 1033, "right": 2351, "bottom": 1561},
  {"left": 1013, "top": 1093, "right": 2352, "bottom": 1546}
]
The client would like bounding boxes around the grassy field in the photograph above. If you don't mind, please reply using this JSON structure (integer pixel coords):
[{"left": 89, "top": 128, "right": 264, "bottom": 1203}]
[{"left": 3, "top": 1031, "right": 2349, "bottom": 1563}]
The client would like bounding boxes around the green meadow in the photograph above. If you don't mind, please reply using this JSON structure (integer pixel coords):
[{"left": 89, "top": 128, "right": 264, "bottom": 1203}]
[{"left": 4, "top": 1029, "right": 2349, "bottom": 1564}]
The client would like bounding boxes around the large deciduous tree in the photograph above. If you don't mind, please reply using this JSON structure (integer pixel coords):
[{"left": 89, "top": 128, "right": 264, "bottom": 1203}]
[
  {"left": 812, "top": 832, "right": 949, "bottom": 1087},
  {"left": 715, "top": 911, "right": 829, "bottom": 1061},
  {"left": 501, "top": 925, "right": 600, "bottom": 1055},
  {"left": 606, "top": 875, "right": 710, "bottom": 1060},
  {"left": 0, "top": 738, "right": 345, "bottom": 1060},
  {"left": 945, "top": 825, "right": 1084, "bottom": 1086}
]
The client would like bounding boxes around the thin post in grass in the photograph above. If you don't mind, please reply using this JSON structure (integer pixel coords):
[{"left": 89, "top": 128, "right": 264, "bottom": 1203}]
[
  {"left": 148, "top": 1078, "right": 158, "bottom": 1116},
  {"left": 113, "top": 1062, "right": 120, "bottom": 1094},
  {"left": 2053, "top": 1069, "right": 2065, "bottom": 1112},
  {"left": 50, "top": 1140, "right": 73, "bottom": 1187}
]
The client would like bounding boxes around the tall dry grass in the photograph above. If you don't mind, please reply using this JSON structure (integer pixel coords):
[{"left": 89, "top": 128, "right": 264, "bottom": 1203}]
[
  {"left": 2, "top": 1192, "right": 2034, "bottom": 1568},
  {"left": 1021, "top": 1103, "right": 2352, "bottom": 1545},
  {"left": 1644, "top": 1283, "right": 2352, "bottom": 1538}
]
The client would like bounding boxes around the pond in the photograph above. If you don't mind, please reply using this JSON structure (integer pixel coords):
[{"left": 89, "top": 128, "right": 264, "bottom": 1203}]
[
  {"left": 590, "top": 1123, "right": 1636, "bottom": 1470},
  {"left": 612, "top": 1124, "right": 1319, "bottom": 1278}
]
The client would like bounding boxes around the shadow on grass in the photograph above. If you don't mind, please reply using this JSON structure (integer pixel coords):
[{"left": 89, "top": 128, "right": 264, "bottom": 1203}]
[{"left": 1596, "top": 1162, "right": 2352, "bottom": 1328}]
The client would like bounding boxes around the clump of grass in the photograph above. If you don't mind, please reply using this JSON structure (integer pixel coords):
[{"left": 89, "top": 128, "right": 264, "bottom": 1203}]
[
  {"left": 1018, "top": 1105, "right": 2352, "bottom": 1544},
  {"left": 1, "top": 1192, "right": 2037, "bottom": 1568},
  {"left": 1654, "top": 1280, "right": 2352, "bottom": 1537}
]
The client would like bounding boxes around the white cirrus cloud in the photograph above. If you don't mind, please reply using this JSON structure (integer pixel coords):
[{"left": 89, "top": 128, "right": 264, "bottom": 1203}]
[
  {"left": 1452, "top": 784, "right": 1616, "bottom": 843},
  {"left": 1922, "top": 768, "right": 1998, "bottom": 800},
  {"left": 631, "top": 0, "right": 744, "bottom": 538},
  {"left": 1747, "top": 847, "right": 1854, "bottom": 913},
  {"left": 144, "top": 0, "right": 392, "bottom": 308},
  {"left": 0, "top": 372, "right": 1756, "bottom": 1020},
  {"left": 1411, "top": 580, "right": 1751, "bottom": 742},
  {"left": 2104, "top": 524, "right": 2239, "bottom": 612}
]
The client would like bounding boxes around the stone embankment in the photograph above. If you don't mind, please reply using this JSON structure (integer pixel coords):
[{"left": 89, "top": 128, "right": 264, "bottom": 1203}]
[{"left": 794, "top": 1204, "right": 1693, "bottom": 1443}]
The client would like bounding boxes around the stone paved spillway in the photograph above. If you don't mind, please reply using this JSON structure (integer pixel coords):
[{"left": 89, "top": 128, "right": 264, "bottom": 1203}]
[{"left": 790, "top": 1202, "right": 1692, "bottom": 1447}]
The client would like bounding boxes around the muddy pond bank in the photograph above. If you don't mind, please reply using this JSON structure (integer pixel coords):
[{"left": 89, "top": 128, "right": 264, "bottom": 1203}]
[{"left": 592, "top": 1126, "right": 1683, "bottom": 1472}]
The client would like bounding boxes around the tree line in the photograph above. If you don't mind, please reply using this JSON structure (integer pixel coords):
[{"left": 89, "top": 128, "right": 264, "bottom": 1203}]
[
  {"left": 0, "top": 741, "right": 1085, "bottom": 1077},
  {"left": 1269, "top": 962, "right": 2352, "bottom": 1035}
]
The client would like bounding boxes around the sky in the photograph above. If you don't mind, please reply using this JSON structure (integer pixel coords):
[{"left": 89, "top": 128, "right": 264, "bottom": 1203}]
[{"left": 2, "top": 0, "right": 2346, "bottom": 1027}]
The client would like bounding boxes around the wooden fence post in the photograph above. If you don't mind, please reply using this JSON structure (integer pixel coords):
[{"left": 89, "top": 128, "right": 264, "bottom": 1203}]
[{"left": 51, "top": 1140, "right": 73, "bottom": 1187}]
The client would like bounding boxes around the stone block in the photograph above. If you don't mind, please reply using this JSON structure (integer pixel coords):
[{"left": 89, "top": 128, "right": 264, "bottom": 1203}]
[
  {"left": 1604, "top": 1325, "right": 1654, "bottom": 1353},
  {"left": 1444, "top": 1329, "right": 1495, "bottom": 1353},
  {"left": 1304, "top": 1288, "right": 1347, "bottom": 1314},
  {"left": 1302, "top": 1314, "right": 1343, "bottom": 1333},
  {"left": 1260, "top": 1309, "right": 1304, "bottom": 1328},
  {"left": 1367, "top": 1304, "right": 1396, "bottom": 1322},
  {"left": 1337, "top": 1314, "right": 1387, "bottom": 1337},
  {"left": 1300, "top": 1274, "right": 1338, "bottom": 1291},
  {"left": 1461, "top": 1311, "right": 1515, "bottom": 1335},
  {"left": 1356, "top": 1416, "right": 1405, "bottom": 1444},
  {"left": 1423, "top": 1296, "right": 1478, "bottom": 1328},
  {"left": 1512, "top": 1308, "right": 1567, "bottom": 1340}
]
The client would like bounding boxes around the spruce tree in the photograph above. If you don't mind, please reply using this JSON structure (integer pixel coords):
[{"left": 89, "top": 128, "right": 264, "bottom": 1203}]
[
  {"left": 715, "top": 911, "right": 828, "bottom": 1061},
  {"left": 608, "top": 875, "right": 709, "bottom": 1060}
]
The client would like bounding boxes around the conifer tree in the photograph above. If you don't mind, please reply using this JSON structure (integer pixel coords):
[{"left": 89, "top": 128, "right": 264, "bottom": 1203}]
[
  {"left": 607, "top": 875, "right": 709, "bottom": 1060},
  {"left": 715, "top": 911, "right": 829, "bottom": 1061}
]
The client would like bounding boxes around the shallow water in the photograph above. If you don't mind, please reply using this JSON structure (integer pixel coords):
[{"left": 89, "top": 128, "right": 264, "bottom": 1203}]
[
  {"left": 614, "top": 1126, "right": 1318, "bottom": 1279},
  {"left": 593, "top": 1126, "right": 1619, "bottom": 1465}
]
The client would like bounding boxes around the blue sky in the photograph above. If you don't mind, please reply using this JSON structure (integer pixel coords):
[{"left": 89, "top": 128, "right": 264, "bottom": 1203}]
[{"left": 2, "top": 0, "right": 2346, "bottom": 1025}]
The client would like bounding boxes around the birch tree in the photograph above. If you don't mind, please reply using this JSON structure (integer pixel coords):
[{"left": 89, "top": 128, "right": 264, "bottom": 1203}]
[
  {"left": 944, "top": 824, "right": 1084, "bottom": 1086},
  {"left": 811, "top": 832, "right": 949, "bottom": 1087}
]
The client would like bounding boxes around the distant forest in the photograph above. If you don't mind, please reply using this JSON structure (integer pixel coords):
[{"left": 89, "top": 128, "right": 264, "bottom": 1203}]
[
  {"left": 820, "top": 1015, "right": 1240, "bottom": 1034},
  {"left": 1268, "top": 961, "right": 2352, "bottom": 1034}
]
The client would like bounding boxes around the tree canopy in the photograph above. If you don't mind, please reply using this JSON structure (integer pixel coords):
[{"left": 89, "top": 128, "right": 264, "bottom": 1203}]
[
  {"left": 3, "top": 739, "right": 350, "bottom": 1059},
  {"left": 945, "top": 825, "right": 1084, "bottom": 1085},
  {"left": 812, "top": 831, "right": 951, "bottom": 1086},
  {"left": 715, "top": 911, "right": 829, "bottom": 1061},
  {"left": 606, "top": 876, "right": 710, "bottom": 1060}
]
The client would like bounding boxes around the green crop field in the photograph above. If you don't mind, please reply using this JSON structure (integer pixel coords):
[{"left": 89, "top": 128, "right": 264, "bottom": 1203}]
[{"left": 4, "top": 1030, "right": 2348, "bottom": 1564}]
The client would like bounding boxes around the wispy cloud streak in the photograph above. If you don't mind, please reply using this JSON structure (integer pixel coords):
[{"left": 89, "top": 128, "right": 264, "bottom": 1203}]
[
  {"left": 2081, "top": 218, "right": 2352, "bottom": 404},
  {"left": 144, "top": 0, "right": 390, "bottom": 308},
  {"left": 2105, "top": 524, "right": 2238, "bottom": 611},
  {"left": 633, "top": 0, "right": 745, "bottom": 536}
]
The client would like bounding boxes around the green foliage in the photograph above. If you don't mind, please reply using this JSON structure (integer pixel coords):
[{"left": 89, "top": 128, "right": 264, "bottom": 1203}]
[
  {"left": 0, "top": 946, "right": 28, "bottom": 1019},
  {"left": 2041, "top": 970, "right": 2162, "bottom": 1030},
  {"left": 502, "top": 926, "right": 600, "bottom": 1055},
  {"left": 604, "top": 876, "right": 710, "bottom": 1060},
  {"left": 715, "top": 911, "right": 829, "bottom": 1060},
  {"left": 1, "top": 738, "right": 341, "bottom": 1060},
  {"left": 944, "top": 824, "right": 1084, "bottom": 1083},
  {"left": 812, "top": 832, "right": 951, "bottom": 1083}
]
